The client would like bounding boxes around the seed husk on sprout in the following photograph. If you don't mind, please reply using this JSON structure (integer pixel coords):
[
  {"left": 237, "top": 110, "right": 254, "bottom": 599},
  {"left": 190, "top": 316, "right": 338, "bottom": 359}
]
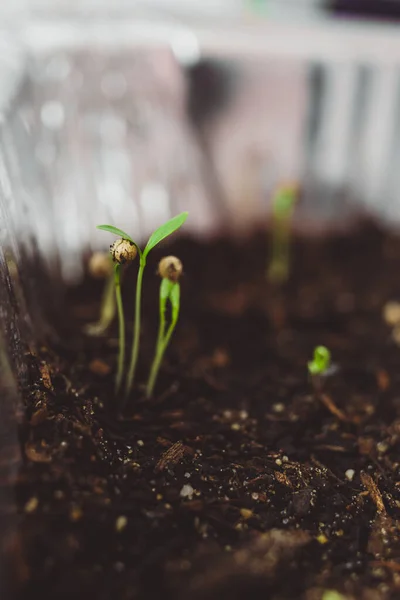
[
  {"left": 110, "top": 239, "right": 137, "bottom": 265},
  {"left": 158, "top": 256, "right": 183, "bottom": 282}
]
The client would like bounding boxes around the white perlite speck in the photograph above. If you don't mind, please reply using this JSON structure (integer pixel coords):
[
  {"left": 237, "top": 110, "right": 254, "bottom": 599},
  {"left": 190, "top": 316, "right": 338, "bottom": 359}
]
[
  {"left": 345, "top": 469, "right": 355, "bottom": 481},
  {"left": 180, "top": 484, "right": 194, "bottom": 499}
]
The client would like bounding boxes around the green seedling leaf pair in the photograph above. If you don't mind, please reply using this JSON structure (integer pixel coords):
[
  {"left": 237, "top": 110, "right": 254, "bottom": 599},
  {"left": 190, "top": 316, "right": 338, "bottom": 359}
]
[
  {"left": 97, "top": 212, "right": 188, "bottom": 404},
  {"left": 308, "top": 346, "right": 331, "bottom": 376},
  {"left": 99, "top": 212, "right": 188, "bottom": 259}
]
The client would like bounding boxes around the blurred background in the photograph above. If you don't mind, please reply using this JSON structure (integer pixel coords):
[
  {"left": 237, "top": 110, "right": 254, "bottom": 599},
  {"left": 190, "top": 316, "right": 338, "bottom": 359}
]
[
  {"left": 1, "top": 0, "right": 400, "bottom": 284},
  {"left": 1, "top": 0, "right": 400, "bottom": 386}
]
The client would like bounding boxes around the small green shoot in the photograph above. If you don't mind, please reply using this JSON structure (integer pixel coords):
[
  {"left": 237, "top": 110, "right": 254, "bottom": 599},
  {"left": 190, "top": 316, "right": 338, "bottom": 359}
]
[
  {"left": 109, "top": 240, "right": 137, "bottom": 392},
  {"left": 308, "top": 346, "right": 331, "bottom": 377},
  {"left": 97, "top": 212, "right": 188, "bottom": 401},
  {"left": 146, "top": 256, "right": 183, "bottom": 398},
  {"left": 267, "top": 182, "right": 298, "bottom": 284},
  {"left": 84, "top": 254, "right": 116, "bottom": 336},
  {"left": 322, "top": 591, "right": 347, "bottom": 600}
]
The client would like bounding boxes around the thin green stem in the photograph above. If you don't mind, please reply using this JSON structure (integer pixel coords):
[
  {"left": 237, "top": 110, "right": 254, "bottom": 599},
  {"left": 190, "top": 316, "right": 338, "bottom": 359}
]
[
  {"left": 84, "top": 272, "right": 116, "bottom": 336},
  {"left": 114, "top": 265, "right": 125, "bottom": 394},
  {"left": 125, "top": 256, "right": 146, "bottom": 398},
  {"left": 146, "top": 286, "right": 168, "bottom": 399},
  {"left": 268, "top": 217, "right": 290, "bottom": 283},
  {"left": 146, "top": 283, "right": 179, "bottom": 398},
  {"left": 101, "top": 272, "right": 117, "bottom": 328},
  {"left": 146, "top": 344, "right": 165, "bottom": 400}
]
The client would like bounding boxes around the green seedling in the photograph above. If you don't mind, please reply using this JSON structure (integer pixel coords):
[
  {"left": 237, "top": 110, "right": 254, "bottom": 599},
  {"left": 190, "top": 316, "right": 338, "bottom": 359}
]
[
  {"left": 307, "top": 346, "right": 346, "bottom": 420},
  {"left": 146, "top": 256, "right": 183, "bottom": 398},
  {"left": 267, "top": 182, "right": 298, "bottom": 284},
  {"left": 97, "top": 212, "right": 188, "bottom": 401},
  {"left": 308, "top": 346, "right": 331, "bottom": 377},
  {"left": 111, "top": 240, "right": 137, "bottom": 392},
  {"left": 84, "top": 253, "right": 116, "bottom": 336},
  {"left": 321, "top": 592, "right": 347, "bottom": 600}
]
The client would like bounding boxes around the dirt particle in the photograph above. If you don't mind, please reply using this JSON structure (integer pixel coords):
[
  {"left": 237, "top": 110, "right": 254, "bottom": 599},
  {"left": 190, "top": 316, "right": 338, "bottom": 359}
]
[
  {"left": 377, "top": 441, "right": 389, "bottom": 454},
  {"left": 212, "top": 347, "right": 230, "bottom": 368},
  {"left": 155, "top": 441, "right": 186, "bottom": 473},
  {"left": 115, "top": 515, "right": 128, "bottom": 532},
  {"left": 70, "top": 505, "right": 83, "bottom": 522},
  {"left": 383, "top": 301, "right": 400, "bottom": 326},
  {"left": 39, "top": 361, "right": 53, "bottom": 390},
  {"left": 317, "top": 533, "right": 329, "bottom": 545},
  {"left": 89, "top": 359, "right": 111, "bottom": 376},
  {"left": 25, "top": 442, "right": 52, "bottom": 463},
  {"left": 24, "top": 497, "right": 39, "bottom": 513},
  {"left": 360, "top": 472, "right": 386, "bottom": 513}
]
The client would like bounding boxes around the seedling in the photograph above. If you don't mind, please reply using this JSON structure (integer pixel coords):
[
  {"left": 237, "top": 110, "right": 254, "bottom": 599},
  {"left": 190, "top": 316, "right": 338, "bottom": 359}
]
[
  {"left": 146, "top": 256, "right": 183, "bottom": 398},
  {"left": 84, "top": 253, "right": 116, "bottom": 336},
  {"left": 110, "top": 240, "right": 137, "bottom": 392},
  {"left": 308, "top": 345, "right": 337, "bottom": 404},
  {"left": 308, "top": 346, "right": 331, "bottom": 377},
  {"left": 97, "top": 212, "right": 188, "bottom": 400},
  {"left": 267, "top": 182, "right": 298, "bottom": 284}
]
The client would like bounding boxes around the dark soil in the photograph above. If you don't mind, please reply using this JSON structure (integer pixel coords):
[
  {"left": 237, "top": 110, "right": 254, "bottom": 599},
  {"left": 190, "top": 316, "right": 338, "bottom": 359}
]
[{"left": 7, "top": 223, "right": 400, "bottom": 600}]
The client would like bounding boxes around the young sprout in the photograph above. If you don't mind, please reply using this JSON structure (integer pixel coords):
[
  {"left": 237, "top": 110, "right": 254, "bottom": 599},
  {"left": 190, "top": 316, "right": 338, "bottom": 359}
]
[
  {"left": 111, "top": 240, "right": 137, "bottom": 393},
  {"left": 308, "top": 346, "right": 345, "bottom": 420},
  {"left": 84, "top": 252, "right": 116, "bottom": 336},
  {"left": 97, "top": 212, "right": 188, "bottom": 401},
  {"left": 146, "top": 256, "right": 183, "bottom": 398},
  {"left": 267, "top": 182, "right": 298, "bottom": 284},
  {"left": 307, "top": 346, "right": 331, "bottom": 377}
]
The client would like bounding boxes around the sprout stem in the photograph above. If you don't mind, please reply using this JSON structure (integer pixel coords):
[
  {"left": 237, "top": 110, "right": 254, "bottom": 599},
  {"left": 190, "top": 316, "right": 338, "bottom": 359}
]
[
  {"left": 114, "top": 264, "right": 125, "bottom": 394},
  {"left": 125, "top": 256, "right": 146, "bottom": 398},
  {"left": 146, "top": 280, "right": 180, "bottom": 398},
  {"left": 267, "top": 183, "right": 297, "bottom": 284},
  {"left": 101, "top": 273, "right": 117, "bottom": 330},
  {"left": 84, "top": 272, "right": 116, "bottom": 336},
  {"left": 268, "top": 218, "right": 291, "bottom": 283}
]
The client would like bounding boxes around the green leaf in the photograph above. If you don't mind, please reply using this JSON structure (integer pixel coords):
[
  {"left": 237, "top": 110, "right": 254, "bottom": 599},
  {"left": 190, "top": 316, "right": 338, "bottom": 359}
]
[
  {"left": 97, "top": 224, "right": 137, "bottom": 247},
  {"left": 143, "top": 212, "right": 188, "bottom": 257},
  {"left": 307, "top": 346, "right": 331, "bottom": 376}
]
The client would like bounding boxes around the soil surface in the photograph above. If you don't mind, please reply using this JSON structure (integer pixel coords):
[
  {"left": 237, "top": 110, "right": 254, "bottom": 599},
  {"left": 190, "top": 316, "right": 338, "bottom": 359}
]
[{"left": 7, "top": 223, "right": 400, "bottom": 599}]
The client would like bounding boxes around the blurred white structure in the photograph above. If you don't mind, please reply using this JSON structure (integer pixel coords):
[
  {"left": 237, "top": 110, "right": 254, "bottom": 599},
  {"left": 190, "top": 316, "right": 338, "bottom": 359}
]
[{"left": 1, "top": 0, "right": 400, "bottom": 283}]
